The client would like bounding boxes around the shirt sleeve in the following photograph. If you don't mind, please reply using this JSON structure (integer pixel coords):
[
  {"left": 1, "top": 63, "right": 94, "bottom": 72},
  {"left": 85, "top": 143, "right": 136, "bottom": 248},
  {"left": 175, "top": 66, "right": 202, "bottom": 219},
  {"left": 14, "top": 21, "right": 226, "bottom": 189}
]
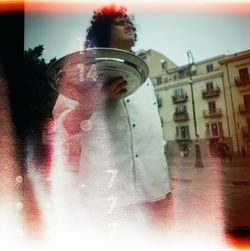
[{"left": 52, "top": 95, "right": 81, "bottom": 171}]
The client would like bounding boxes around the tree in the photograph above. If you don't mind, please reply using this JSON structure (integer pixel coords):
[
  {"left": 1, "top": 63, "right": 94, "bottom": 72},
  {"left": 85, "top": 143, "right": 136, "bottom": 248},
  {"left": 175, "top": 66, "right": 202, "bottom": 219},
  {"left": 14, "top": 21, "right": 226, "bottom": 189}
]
[{"left": 24, "top": 45, "right": 57, "bottom": 165}]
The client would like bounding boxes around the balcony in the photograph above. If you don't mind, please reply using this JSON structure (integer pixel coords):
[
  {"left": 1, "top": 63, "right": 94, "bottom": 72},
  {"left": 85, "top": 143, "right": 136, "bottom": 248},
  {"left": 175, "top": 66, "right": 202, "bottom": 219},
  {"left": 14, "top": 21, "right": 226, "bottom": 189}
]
[
  {"left": 175, "top": 134, "right": 190, "bottom": 141},
  {"left": 173, "top": 112, "right": 189, "bottom": 122},
  {"left": 235, "top": 77, "right": 250, "bottom": 87},
  {"left": 202, "top": 86, "right": 220, "bottom": 99},
  {"left": 205, "top": 132, "right": 224, "bottom": 139},
  {"left": 242, "top": 127, "right": 250, "bottom": 138},
  {"left": 203, "top": 108, "right": 222, "bottom": 118},
  {"left": 172, "top": 95, "right": 188, "bottom": 104},
  {"left": 239, "top": 104, "right": 250, "bottom": 114}
]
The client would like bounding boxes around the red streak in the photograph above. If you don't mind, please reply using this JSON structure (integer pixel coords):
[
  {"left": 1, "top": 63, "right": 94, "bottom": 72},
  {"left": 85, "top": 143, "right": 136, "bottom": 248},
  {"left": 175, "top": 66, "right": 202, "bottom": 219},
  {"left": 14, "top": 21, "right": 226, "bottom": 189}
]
[
  {"left": 1, "top": 1, "right": 249, "bottom": 14},
  {"left": 22, "top": 2, "right": 250, "bottom": 14},
  {"left": 226, "top": 234, "right": 250, "bottom": 250},
  {"left": 0, "top": 2, "right": 24, "bottom": 13}
]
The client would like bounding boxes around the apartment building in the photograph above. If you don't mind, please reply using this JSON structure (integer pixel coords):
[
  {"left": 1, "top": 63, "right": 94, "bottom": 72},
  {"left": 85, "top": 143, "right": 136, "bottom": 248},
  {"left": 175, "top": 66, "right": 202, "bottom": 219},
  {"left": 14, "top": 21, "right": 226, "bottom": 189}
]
[
  {"left": 136, "top": 49, "right": 177, "bottom": 81},
  {"left": 219, "top": 50, "right": 250, "bottom": 155},
  {"left": 137, "top": 49, "right": 250, "bottom": 157}
]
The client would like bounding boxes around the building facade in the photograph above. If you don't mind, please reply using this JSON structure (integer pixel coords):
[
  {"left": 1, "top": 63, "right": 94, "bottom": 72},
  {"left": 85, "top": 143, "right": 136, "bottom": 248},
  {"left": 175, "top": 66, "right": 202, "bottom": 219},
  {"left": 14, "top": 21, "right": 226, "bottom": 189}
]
[
  {"left": 137, "top": 49, "right": 250, "bottom": 158},
  {"left": 219, "top": 50, "right": 250, "bottom": 155}
]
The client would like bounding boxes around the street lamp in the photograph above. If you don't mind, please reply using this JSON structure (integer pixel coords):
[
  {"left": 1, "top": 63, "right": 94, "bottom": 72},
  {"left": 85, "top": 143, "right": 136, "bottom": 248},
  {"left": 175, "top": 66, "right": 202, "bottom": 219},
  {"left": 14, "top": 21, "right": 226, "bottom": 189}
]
[{"left": 187, "top": 50, "right": 204, "bottom": 168}]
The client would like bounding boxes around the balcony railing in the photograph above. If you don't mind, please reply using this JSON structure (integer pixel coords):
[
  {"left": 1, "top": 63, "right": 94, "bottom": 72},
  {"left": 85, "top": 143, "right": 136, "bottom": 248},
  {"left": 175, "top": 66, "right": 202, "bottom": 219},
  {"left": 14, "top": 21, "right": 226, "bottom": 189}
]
[
  {"left": 173, "top": 112, "right": 189, "bottom": 122},
  {"left": 242, "top": 127, "right": 250, "bottom": 137},
  {"left": 239, "top": 104, "right": 250, "bottom": 114},
  {"left": 172, "top": 95, "right": 188, "bottom": 104},
  {"left": 175, "top": 134, "right": 190, "bottom": 141},
  {"left": 202, "top": 86, "right": 220, "bottom": 99},
  {"left": 203, "top": 108, "right": 222, "bottom": 118},
  {"left": 205, "top": 131, "right": 224, "bottom": 139},
  {"left": 235, "top": 77, "right": 250, "bottom": 87}
]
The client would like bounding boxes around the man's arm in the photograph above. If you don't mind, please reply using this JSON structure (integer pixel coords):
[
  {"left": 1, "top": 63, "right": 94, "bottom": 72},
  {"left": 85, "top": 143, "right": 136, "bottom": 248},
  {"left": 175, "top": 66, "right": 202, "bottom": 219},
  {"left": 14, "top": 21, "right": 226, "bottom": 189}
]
[{"left": 62, "top": 77, "right": 128, "bottom": 135}]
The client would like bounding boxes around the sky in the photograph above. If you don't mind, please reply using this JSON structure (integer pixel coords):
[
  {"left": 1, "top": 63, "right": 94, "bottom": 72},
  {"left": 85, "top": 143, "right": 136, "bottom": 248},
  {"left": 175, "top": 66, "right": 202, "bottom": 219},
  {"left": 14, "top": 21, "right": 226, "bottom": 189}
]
[{"left": 24, "top": 1, "right": 250, "bottom": 66}]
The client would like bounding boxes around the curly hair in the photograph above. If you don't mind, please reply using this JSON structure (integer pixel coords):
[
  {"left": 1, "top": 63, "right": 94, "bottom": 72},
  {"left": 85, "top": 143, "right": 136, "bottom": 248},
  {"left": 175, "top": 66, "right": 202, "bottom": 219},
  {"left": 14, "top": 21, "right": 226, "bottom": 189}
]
[{"left": 85, "top": 4, "right": 137, "bottom": 48}]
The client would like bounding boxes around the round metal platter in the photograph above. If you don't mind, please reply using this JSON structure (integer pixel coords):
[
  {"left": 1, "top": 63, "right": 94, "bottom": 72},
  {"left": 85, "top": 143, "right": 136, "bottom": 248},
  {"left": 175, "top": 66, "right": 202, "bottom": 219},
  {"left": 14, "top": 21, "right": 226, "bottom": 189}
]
[{"left": 47, "top": 47, "right": 149, "bottom": 99}]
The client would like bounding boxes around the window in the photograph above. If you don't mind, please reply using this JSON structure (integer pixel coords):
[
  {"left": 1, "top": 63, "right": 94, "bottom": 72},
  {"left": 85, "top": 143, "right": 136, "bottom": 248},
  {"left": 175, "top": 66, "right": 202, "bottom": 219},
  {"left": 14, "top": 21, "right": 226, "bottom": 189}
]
[
  {"left": 208, "top": 101, "right": 216, "bottom": 112},
  {"left": 205, "top": 123, "right": 210, "bottom": 137},
  {"left": 178, "top": 70, "right": 185, "bottom": 79},
  {"left": 206, "top": 64, "right": 214, "bottom": 72},
  {"left": 206, "top": 122, "right": 223, "bottom": 137},
  {"left": 176, "top": 105, "right": 187, "bottom": 113},
  {"left": 174, "top": 88, "right": 184, "bottom": 97},
  {"left": 176, "top": 126, "right": 189, "bottom": 139},
  {"left": 156, "top": 77, "right": 162, "bottom": 85},
  {"left": 243, "top": 94, "right": 250, "bottom": 110},
  {"left": 239, "top": 68, "right": 250, "bottom": 81},
  {"left": 206, "top": 82, "right": 214, "bottom": 91},
  {"left": 211, "top": 123, "right": 219, "bottom": 136},
  {"left": 160, "top": 116, "right": 164, "bottom": 127},
  {"left": 247, "top": 118, "right": 250, "bottom": 130}
]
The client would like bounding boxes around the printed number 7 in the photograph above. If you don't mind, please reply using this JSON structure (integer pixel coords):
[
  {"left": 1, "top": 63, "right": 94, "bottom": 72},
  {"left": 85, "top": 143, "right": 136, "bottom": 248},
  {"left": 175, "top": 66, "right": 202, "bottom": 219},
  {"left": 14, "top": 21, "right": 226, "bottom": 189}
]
[{"left": 107, "top": 170, "right": 118, "bottom": 188}]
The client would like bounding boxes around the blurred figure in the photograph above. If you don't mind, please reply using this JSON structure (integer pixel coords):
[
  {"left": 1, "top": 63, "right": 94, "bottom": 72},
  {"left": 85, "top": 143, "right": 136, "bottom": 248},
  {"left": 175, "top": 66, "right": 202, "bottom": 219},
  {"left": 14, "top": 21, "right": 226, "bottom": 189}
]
[
  {"left": 217, "top": 137, "right": 232, "bottom": 166},
  {"left": 241, "top": 146, "right": 246, "bottom": 157}
]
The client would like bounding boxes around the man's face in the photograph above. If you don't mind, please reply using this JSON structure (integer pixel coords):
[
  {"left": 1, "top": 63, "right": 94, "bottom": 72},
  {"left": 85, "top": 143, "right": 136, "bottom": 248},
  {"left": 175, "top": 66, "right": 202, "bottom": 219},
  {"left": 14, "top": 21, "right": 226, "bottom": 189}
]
[{"left": 109, "top": 17, "right": 135, "bottom": 51}]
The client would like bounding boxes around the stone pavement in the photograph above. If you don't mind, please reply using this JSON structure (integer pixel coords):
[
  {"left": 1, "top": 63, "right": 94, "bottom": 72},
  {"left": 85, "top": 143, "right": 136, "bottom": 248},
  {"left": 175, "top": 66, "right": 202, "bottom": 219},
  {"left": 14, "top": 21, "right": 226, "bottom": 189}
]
[
  {"left": 167, "top": 154, "right": 250, "bottom": 249},
  {"left": 20, "top": 151, "right": 250, "bottom": 250}
]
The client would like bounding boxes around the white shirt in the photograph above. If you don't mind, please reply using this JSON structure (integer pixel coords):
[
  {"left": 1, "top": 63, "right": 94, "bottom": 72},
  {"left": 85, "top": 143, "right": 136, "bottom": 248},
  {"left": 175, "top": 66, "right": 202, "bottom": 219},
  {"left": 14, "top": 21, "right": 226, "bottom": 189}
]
[{"left": 52, "top": 78, "right": 170, "bottom": 210}]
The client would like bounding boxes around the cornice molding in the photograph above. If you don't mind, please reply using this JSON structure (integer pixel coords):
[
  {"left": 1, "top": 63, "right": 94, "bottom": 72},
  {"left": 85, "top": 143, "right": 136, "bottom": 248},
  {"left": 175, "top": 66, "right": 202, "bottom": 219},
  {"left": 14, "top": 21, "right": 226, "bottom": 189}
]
[{"left": 154, "top": 71, "right": 223, "bottom": 92}]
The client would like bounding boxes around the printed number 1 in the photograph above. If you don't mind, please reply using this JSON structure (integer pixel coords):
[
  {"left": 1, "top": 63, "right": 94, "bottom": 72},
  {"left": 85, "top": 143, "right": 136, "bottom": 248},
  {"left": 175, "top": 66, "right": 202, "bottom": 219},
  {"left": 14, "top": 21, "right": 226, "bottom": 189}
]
[
  {"left": 107, "top": 196, "right": 118, "bottom": 215},
  {"left": 77, "top": 63, "right": 84, "bottom": 82}
]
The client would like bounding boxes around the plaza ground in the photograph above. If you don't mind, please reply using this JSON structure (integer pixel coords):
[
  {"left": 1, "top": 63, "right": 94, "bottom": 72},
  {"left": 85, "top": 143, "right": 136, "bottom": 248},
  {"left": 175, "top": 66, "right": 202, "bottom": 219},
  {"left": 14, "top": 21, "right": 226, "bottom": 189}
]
[{"left": 167, "top": 154, "right": 250, "bottom": 249}]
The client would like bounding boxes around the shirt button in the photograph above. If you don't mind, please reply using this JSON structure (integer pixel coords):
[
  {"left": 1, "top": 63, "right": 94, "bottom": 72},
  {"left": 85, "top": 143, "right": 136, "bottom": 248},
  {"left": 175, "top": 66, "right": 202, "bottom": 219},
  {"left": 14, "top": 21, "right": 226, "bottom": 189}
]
[
  {"left": 132, "top": 124, "right": 136, "bottom": 127},
  {"left": 126, "top": 99, "right": 130, "bottom": 103},
  {"left": 135, "top": 154, "right": 139, "bottom": 158},
  {"left": 154, "top": 102, "right": 157, "bottom": 105}
]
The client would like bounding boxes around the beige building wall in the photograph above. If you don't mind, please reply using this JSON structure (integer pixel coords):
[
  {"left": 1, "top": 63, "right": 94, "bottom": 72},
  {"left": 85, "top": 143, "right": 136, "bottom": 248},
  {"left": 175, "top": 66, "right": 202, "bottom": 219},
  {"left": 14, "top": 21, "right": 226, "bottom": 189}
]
[
  {"left": 136, "top": 49, "right": 177, "bottom": 81},
  {"left": 219, "top": 50, "right": 250, "bottom": 154},
  {"left": 156, "top": 56, "right": 230, "bottom": 157}
]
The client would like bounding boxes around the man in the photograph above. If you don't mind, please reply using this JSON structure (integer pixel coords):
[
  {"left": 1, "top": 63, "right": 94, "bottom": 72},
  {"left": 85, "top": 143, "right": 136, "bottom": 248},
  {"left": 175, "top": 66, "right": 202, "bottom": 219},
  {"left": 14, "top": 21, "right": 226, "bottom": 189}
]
[
  {"left": 217, "top": 137, "right": 232, "bottom": 166},
  {"left": 52, "top": 4, "right": 172, "bottom": 230}
]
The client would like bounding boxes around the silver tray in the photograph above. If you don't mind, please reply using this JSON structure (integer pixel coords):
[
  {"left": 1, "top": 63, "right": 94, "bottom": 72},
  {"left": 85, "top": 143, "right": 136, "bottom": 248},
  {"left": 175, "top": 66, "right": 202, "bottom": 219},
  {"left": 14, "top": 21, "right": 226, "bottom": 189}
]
[{"left": 47, "top": 47, "right": 149, "bottom": 99}]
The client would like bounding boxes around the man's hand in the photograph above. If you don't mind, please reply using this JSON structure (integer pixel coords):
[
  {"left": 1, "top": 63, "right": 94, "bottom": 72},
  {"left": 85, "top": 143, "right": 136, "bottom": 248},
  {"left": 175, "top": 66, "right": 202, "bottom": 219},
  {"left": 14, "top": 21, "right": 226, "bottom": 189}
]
[
  {"left": 57, "top": 63, "right": 128, "bottom": 134},
  {"left": 103, "top": 77, "right": 128, "bottom": 100}
]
